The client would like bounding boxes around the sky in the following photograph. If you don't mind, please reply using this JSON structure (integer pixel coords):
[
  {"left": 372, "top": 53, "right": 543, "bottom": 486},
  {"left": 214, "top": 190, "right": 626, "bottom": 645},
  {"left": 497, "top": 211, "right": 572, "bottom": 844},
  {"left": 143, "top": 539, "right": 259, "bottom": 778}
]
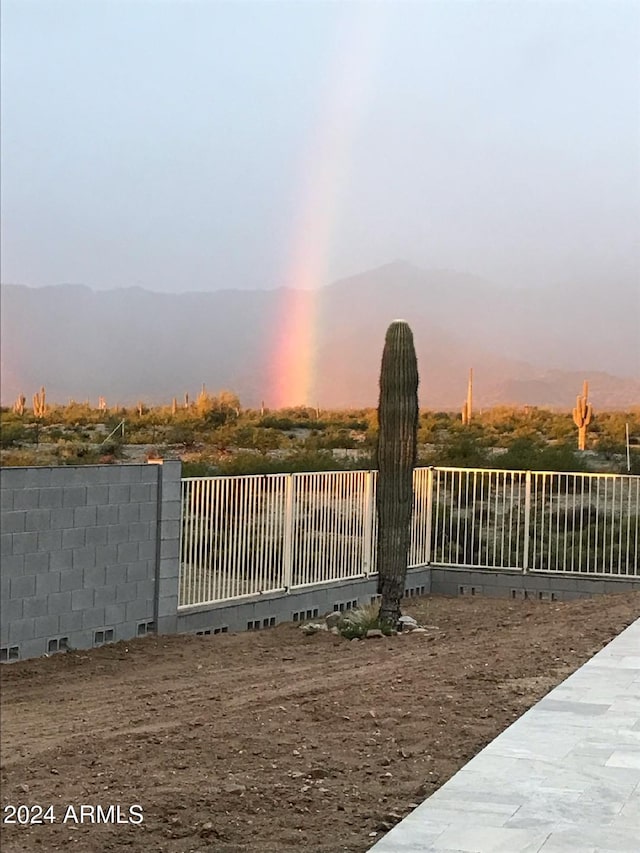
[{"left": 1, "top": 0, "right": 639, "bottom": 295}]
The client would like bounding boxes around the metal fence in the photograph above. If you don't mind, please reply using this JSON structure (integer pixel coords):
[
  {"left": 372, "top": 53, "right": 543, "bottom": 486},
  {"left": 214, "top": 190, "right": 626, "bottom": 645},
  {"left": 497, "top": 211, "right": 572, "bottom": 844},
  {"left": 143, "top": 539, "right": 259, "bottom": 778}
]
[{"left": 179, "top": 467, "right": 640, "bottom": 607}]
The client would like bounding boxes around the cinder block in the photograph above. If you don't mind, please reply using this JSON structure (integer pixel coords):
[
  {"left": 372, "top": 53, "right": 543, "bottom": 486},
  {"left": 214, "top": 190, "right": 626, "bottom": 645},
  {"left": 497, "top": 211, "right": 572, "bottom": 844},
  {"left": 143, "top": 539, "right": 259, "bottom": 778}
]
[
  {"left": 59, "top": 568, "right": 84, "bottom": 591},
  {"left": 10, "top": 574, "right": 36, "bottom": 598},
  {"left": 71, "top": 588, "right": 94, "bottom": 611},
  {"left": 2, "top": 597, "right": 25, "bottom": 621},
  {"left": 138, "top": 540, "right": 156, "bottom": 561},
  {"left": 25, "top": 552, "right": 50, "bottom": 574},
  {"left": 107, "top": 524, "right": 129, "bottom": 545},
  {"left": 94, "top": 544, "right": 117, "bottom": 566},
  {"left": 118, "top": 503, "right": 140, "bottom": 524},
  {"left": 117, "top": 541, "right": 139, "bottom": 563},
  {"left": 35, "top": 572, "right": 61, "bottom": 596},
  {"left": 160, "top": 519, "right": 180, "bottom": 541},
  {"left": 161, "top": 480, "right": 182, "bottom": 503},
  {"left": 96, "top": 504, "right": 119, "bottom": 525},
  {"left": 159, "top": 539, "right": 180, "bottom": 560},
  {"left": 1, "top": 489, "right": 14, "bottom": 511},
  {"left": 136, "top": 578, "right": 155, "bottom": 601},
  {"left": 34, "top": 614, "right": 60, "bottom": 638},
  {"left": 1, "top": 554, "right": 25, "bottom": 577},
  {"left": 130, "top": 483, "right": 154, "bottom": 503},
  {"left": 1, "top": 469, "right": 26, "bottom": 489},
  {"left": 72, "top": 547, "right": 97, "bottom": 570},
  {"left": 62, "top": 528, "right": 86, "bottom": 549},
  {"left": 161, "top": 501, "right": 182, "bottom": 521},
  {"left": 48, "top": 591, "right": 72, "bottom": 615},
  {"left": 50, "top": 468, "right": 72, "bottom": 486},
  {"left": 62, "top": 486, "right": 87, "bottom": 508},
  {"left": 49, "top": 508, "right": 75, "bottom": 529},
  {"left": 159, "top": 557, "right": 179, "bottom": 579},
  {"left": 23, "top": 468, "right": 52, "bottom": 488},
  {"left": 93, "top": 585, "right": 116, "bottom": 607},
  {"left": 12, "top": 532, "right": 39, "bottom": 555},
  {"left": 50, "top": 550, "right": 74, "bottom": 572},
  {"left": 37, "top": 529, "right": 63, "bottom": 552},
  {"left": 59, "top": 611, "right": 84, "bottom": 633},
  {"left": 158, "top": 577, "right": 179, "bottom": 600},
  {"left": 13, "top": 490, "right": 40, "bottom": 511},
  {"left": 86, "top": 485, "right": 109, "bottom": 505},
  {"left": 85, "top": 526, "right": 108, "bottom": 547},
  {"left": 157, "top": 614, "right": 178, "bottom": 635},
  {"left": 125, "top": 598, "right": 153, "bottom": 622},
  {"left": 141, "top": 465, "right": 161, "bottom": 484},
  {"left": 82, "top": 607, "right": 106, "bottom": 629},
  {"left": 108, "top": 484, "right": 131, "bottom": 503},
  {"left": 66, "top": 467, "right": 94, "bottom": 485},
  {"left": 38, "top": 488, "right": 63, "bottom": 509},
  {"left": 157, "top": 595, "right": 178, "bottom": 618},
  {"left": 127, "top": 561, "right": 151, "bottom": 582},
  {"left": 23, "top": 597, "right": 48, "bottom": 618},
  {"left": 19, "top": 638, "right": 48, "bottom": 660},
  {"left": 2, "top": 512, "right": 26, "bottom": 534},
  {"left": 105, "top": 564, "right": 127, "bottom": 586},
  {"left": 9, "top": 619, "right": 37, "bottom": 643},
  {"left": 104, "top": 603, "right": 127, "bottom": 625},
  {"left": 119, "top": 466, "right": 144, "bottom": 484},
  {"left": 24, "top": 509, "right": 52, "bottom": 532},
  {"left": 139, "top": 502, "right": 158, "bottom": 523},
  {"left": 74, "top": 506, "right": 98, "bottom": 527},
  {"left": 128, "top": 521, "right": 151, "bottom": 541},
  {"left": 83, "top": 565, "right": 106, "bottom": 587},
  {"left": 116, "top": 583, "right": 138, "bottom": 603}
]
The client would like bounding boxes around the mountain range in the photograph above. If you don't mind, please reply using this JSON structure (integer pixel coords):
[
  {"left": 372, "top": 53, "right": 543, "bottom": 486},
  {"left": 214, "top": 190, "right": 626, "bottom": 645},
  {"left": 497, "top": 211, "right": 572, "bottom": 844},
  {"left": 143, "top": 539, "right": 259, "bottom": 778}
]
[{"left": 2, "top": 262, "right": 639, "bottom": 411}]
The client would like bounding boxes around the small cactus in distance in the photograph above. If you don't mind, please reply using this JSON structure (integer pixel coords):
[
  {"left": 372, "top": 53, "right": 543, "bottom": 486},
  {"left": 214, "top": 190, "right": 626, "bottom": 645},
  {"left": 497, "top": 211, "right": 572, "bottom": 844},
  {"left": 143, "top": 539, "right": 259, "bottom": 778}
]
[
  {"left": 572, "top": 380, "right": 593, "bottom": 451},
  {"left": 13, "top": 394, "right": 26, "bottom": 416},
  {"left": 33, "top": 386, "right": 46, "bottom": 418}
]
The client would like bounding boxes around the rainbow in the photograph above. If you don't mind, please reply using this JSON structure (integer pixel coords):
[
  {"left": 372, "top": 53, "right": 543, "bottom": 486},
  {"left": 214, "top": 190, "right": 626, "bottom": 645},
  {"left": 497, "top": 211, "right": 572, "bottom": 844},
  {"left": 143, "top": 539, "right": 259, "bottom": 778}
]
[{"left": 267, "top": 7, "right": 386, "bottom": 409}]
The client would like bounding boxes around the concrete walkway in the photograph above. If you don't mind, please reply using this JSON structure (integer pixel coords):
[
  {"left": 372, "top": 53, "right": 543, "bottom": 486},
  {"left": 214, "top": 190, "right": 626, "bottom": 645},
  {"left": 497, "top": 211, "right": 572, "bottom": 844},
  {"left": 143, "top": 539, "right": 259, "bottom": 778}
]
[{"left": 369, "top": 618, "right": 640, "bottom": 852}]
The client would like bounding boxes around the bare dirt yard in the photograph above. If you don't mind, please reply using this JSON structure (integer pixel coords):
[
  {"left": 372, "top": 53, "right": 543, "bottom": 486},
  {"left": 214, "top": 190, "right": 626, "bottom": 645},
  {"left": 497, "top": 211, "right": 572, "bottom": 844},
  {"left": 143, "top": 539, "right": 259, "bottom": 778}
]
[{"left": 1, "top": 591, "right": 639, "bottom": 853}]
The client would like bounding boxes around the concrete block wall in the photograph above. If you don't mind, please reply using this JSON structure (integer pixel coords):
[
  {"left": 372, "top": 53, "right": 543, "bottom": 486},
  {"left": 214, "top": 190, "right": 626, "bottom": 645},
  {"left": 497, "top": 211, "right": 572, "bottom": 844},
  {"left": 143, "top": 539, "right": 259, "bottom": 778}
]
[
  {"left": 176, "top": 567, "right": 433, "bottom": 635},
  {"left": 0, "top": 462, "right": 181, "bottom": 661}
]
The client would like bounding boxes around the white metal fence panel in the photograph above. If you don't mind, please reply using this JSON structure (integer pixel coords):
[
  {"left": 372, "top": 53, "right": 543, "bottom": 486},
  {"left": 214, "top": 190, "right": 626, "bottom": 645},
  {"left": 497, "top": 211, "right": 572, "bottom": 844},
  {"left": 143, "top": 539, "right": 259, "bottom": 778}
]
[
  {"left": 429, "top": 468, "right": 529, "bottom": 569},
  {"left": 290, "top": 471, "right": 374, "bottom": 588},
  {"left": 179, "top": 467, "right": 639, "bottom": 607},
  {"left": 180, "top": 475, "right": 289, "bottom": 606},
  {"left": 529, "top": 473, "right": 640, "bottom": 576}
]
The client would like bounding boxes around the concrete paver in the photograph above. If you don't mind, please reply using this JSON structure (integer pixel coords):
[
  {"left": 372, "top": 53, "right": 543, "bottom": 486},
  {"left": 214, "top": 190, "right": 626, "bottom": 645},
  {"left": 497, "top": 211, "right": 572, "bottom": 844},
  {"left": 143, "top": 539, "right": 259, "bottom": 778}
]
[{"left": 369, "top": 619, "right": 640, "bottom": 852}]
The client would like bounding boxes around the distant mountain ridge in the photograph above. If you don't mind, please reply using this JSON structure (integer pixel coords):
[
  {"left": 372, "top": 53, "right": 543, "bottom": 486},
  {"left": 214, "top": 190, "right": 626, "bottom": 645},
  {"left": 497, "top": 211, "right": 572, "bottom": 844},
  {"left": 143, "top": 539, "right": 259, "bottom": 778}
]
[{"left": 1, "top": 262, "right": 639, "bottom": 410}]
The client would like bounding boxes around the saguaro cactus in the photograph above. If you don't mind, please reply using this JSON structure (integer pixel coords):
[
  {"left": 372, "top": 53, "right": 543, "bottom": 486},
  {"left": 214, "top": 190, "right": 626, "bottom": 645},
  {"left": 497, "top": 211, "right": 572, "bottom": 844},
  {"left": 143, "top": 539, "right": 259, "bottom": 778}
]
[
  {"left": 376, "top": 320, "right": 419, "bottom": 628},
  {"left": 13, "top": 394, "right": 26, "bottom": 416},
  {"left": 32, "top": 386, "right": 46, "bottom": 418},
  {"left": 573, "top": 380, "right": 593, "bottom": 451}
]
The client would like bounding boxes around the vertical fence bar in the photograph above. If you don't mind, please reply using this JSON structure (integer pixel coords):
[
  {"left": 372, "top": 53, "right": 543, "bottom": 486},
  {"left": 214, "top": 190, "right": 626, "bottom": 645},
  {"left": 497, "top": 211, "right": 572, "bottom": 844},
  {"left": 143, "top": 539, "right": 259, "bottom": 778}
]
[
  {"left": 282, "top": 474, "right": 295, "bottom": 590},
  {"left": 362, "top": 469, "right": 375, "bottom": 574},
  {"left": 522, "top": 470, "right": 531, "bottom": 573}
]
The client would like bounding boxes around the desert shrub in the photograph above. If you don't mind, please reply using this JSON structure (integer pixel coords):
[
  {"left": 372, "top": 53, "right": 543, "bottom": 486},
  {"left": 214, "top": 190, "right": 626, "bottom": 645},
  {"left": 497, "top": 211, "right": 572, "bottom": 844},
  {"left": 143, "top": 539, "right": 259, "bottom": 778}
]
[{"left": 337, "top": 601, "right": 395, "bottom": 639}]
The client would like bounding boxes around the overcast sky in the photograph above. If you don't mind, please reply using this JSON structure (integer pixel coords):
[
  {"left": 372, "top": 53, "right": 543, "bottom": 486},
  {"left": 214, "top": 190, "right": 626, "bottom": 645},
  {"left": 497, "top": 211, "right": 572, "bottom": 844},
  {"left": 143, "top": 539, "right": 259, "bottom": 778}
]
[{"left": 2, "top": 0, "right": 639, "bottom": 294}]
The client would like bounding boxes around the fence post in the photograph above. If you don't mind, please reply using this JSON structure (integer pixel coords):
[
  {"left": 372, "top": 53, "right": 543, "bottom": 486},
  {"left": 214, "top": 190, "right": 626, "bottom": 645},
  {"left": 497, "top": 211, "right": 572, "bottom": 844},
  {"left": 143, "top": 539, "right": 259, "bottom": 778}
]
[
  {"left": 362, "top": 470, "right": 375, "bottom": 575},
  {"left": 282, "top": 474, "right": 295, "bottom": 591},
  {"left": 522, "top": 470, "right": 532, "bottom": 573},
  {"left": 425, "top": 467, "right": 435, "bottom": 565}
]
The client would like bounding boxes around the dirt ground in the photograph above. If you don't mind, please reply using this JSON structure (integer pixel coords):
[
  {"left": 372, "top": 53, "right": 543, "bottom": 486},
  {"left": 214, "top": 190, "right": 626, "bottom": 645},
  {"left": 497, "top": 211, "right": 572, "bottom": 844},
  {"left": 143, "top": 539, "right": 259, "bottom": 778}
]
[{"left": 1, "top": 592, "right": 639, "bottom": 853}]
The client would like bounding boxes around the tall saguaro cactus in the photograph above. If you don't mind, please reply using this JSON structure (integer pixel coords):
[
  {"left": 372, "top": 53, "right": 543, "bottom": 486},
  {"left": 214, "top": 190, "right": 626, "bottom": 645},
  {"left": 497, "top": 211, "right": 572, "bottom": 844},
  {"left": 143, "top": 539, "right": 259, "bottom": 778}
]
[
  {"left": 376, "top": 320, "right": 419, "bottom": 627},
  {"left": 573, "top": 380, "right": 593, "bottom": 451}
]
